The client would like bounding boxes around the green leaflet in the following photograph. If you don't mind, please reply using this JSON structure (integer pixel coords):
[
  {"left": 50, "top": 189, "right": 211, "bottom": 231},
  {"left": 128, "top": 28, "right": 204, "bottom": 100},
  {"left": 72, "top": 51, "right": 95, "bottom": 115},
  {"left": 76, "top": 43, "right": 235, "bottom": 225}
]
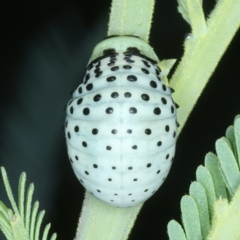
[
  {"left": 167, "top": 220, "right": 187, "bottom": 240},
  {"left": 42, "top": 223, "right": 51, "bottom": 240},
  {"left": 216, "top": 138, "right": 240, "bottom": 196},
  {"left": 234, "top": 116, "right": 240, "bottom": 166},
  {"left": 30, "top": 202, "right": 39, "bottom": 240},
  {"left": 1, "top": 168, "right": 20, "bottom": 216},
  {"left": 204, "top": 153, "right": 227, "bottom": 199},
  {"left": 181, "top": 196, "right": 202, "bottom": 240},
  {"left": 0, "top": 167, "right": 57, "bottom": 240},
  {"left": 168, "top": 115, "right": 240, "bottom": 240},
  {"left": 34, "top": 211, "right": 45, "bottom": 240},
  {"left": 189, "top": 182, "right": 210, "bottom": 239},
  {"left": 18, "top": 173, "right": 26, "bottom": 225},
  {"left": 226, "top": 126, "right": 237, "bottom": 156},
  {"left": 25, "top": 184, "right": 34, "bottom": 236},
  {"left": 196, "top": 166, "right": 216, "bottom": 217}
]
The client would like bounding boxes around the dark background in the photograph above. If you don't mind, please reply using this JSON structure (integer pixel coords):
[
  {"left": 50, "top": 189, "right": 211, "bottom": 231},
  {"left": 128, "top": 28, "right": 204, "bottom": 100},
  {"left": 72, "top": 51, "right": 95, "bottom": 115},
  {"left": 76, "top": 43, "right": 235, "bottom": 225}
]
[{"left": 1, "top": 0, "right": 240, "bottom": 239}]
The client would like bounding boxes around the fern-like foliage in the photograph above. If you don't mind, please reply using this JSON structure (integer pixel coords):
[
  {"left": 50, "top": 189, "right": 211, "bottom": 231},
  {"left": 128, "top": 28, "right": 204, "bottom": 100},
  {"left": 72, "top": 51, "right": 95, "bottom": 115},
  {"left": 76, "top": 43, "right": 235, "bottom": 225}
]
[
  {"left": 0, "top": 167, "right": 57, "bottom": 240},
  {"left": 167, "top": 115, "right": 240, "bottom": 240}
]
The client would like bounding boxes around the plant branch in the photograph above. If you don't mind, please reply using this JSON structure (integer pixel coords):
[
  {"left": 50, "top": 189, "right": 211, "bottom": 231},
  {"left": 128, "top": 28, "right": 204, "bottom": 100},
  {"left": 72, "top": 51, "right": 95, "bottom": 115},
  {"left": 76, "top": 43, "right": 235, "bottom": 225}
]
[
  {"left": 171, "top": 0, "right": 240, "bottom": 133},
  {"left": 108, "top": 0, "right": 155, "bottom": 42}
]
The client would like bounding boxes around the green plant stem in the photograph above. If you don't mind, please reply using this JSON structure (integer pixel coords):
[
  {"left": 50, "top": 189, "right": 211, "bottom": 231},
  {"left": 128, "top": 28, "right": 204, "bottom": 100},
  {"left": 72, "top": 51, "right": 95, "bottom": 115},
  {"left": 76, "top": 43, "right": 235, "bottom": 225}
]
[
  {"left": 107, "top": 0, "right": 155, "bottom": 42},
  {"left": 171, "top": 0, "right": 240, "bottom": 133},
  {"left": 75, "top": 192, "right": 142, "bottom": 240}
]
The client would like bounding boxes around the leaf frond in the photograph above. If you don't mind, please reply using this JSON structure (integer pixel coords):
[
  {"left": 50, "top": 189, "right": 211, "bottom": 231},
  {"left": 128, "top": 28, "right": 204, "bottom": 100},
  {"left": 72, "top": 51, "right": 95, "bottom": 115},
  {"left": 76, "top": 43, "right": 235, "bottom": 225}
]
[
  {"left": 168, "top": 115, "right": 240, "bottom": 240},
  {"left": 0, "top": 167, "right": 57, "bottom": 240}
]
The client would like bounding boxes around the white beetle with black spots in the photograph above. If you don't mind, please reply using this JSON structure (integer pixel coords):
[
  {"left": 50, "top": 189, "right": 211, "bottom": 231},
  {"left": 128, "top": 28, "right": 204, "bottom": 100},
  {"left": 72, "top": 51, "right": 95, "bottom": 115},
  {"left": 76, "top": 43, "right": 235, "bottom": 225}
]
[{"left": 65, "top": 35, "right": 179, "bottom": 207}]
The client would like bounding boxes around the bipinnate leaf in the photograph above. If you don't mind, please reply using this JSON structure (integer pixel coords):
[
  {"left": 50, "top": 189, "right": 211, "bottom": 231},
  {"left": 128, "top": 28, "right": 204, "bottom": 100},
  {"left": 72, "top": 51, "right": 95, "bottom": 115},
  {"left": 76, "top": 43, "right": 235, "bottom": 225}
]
[
  {"left": 168, "top": 115, "right": 240, "bottom": 240},
  {"left": 0, "top": 167, "right": 57, "bottom": 240}
]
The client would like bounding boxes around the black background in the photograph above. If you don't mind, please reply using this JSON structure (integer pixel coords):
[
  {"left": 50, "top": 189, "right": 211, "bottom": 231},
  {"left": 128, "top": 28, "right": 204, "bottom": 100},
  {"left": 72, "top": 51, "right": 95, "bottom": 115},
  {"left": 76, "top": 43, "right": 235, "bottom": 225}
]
[{"left": 1, "top": 0, "right": 240, "bottom": 239}]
